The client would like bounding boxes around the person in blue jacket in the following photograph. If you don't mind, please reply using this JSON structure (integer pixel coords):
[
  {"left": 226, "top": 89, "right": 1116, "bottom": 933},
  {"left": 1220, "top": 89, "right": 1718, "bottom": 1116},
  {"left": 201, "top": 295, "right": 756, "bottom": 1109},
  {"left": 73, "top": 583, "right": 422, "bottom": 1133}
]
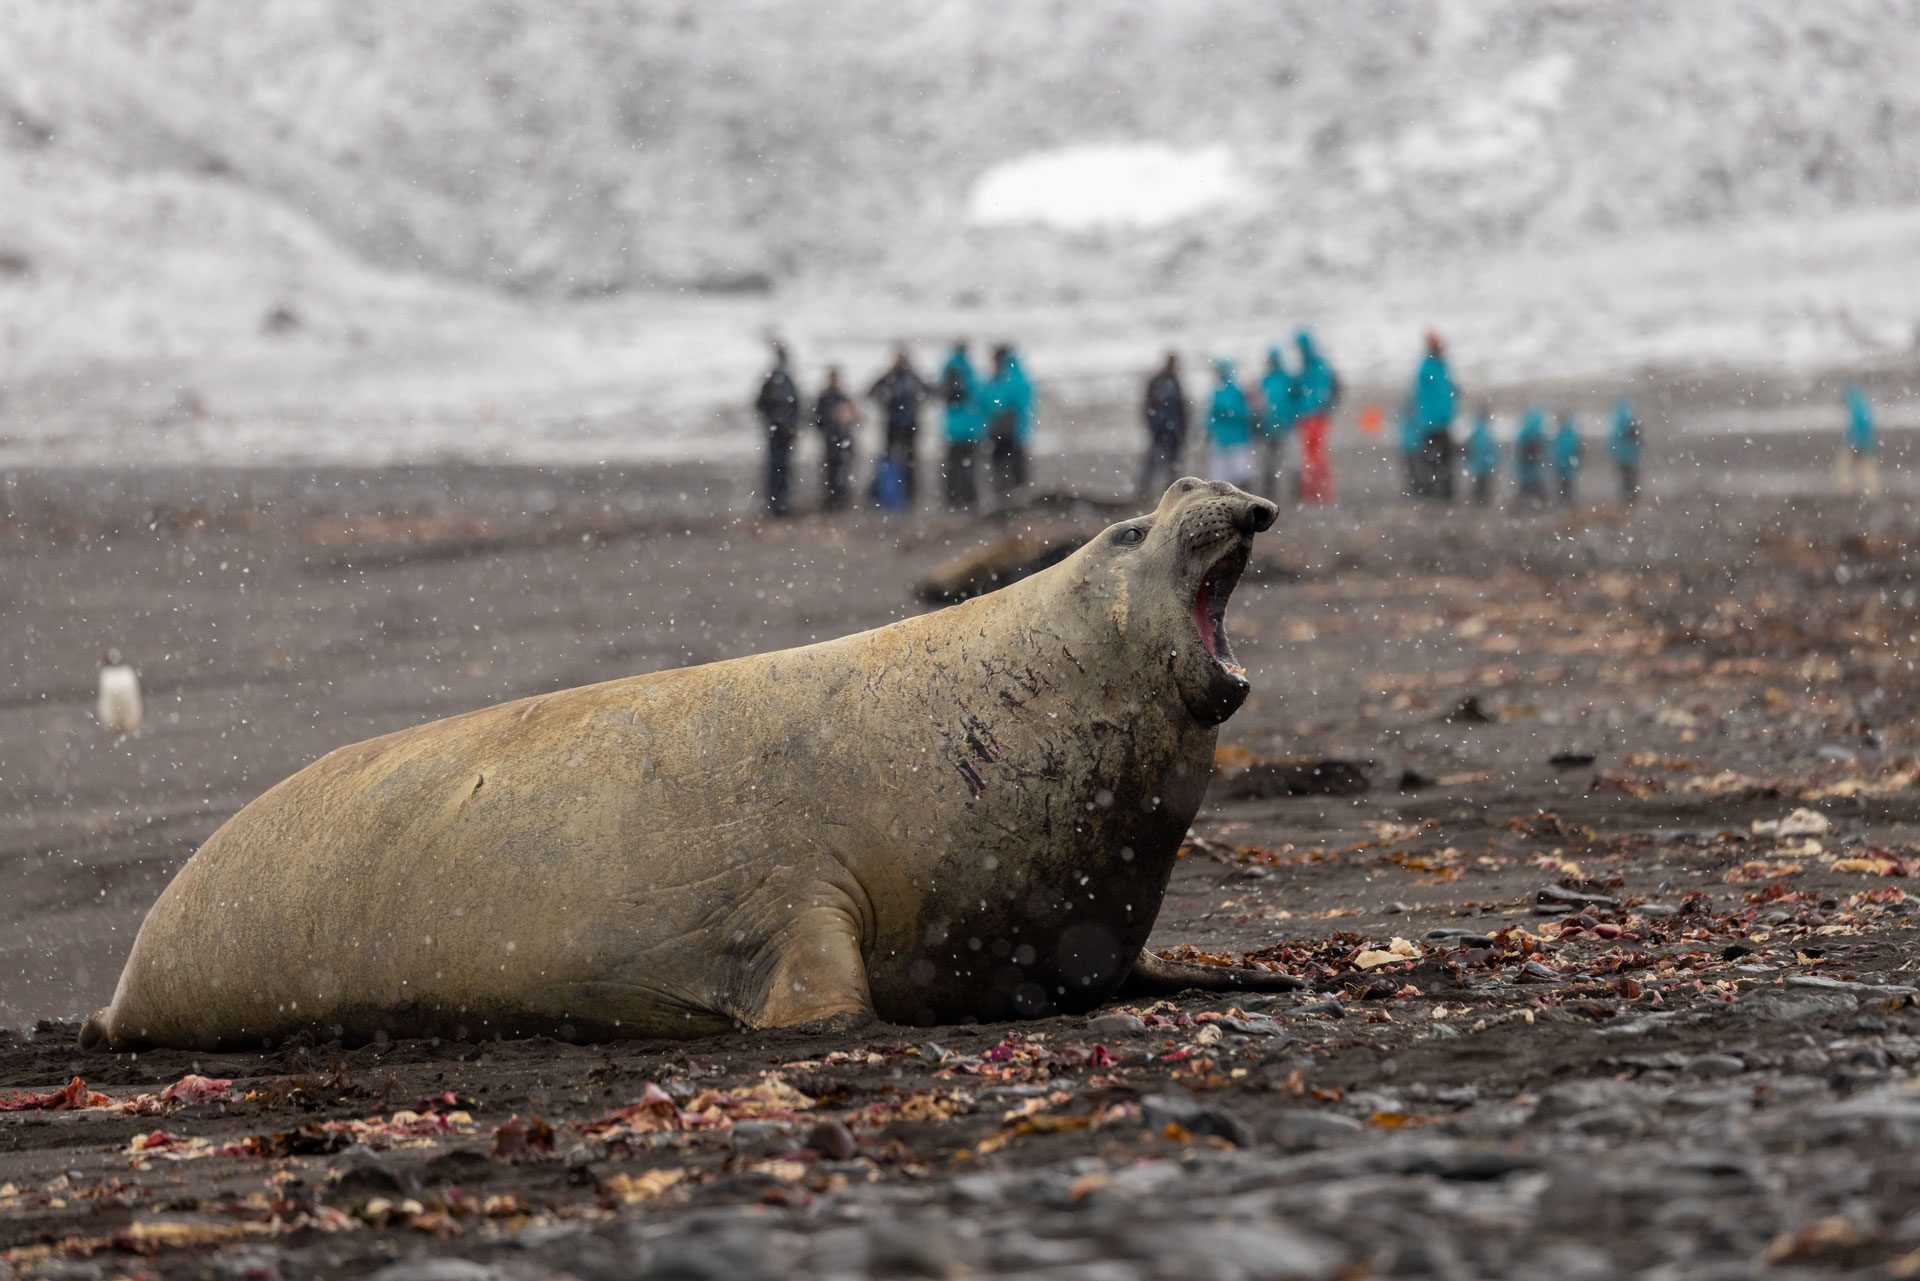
[
  {"left": 1514, "top": 408, "right": 1550, "bottom": 509},
  {"left": 1607, "top": 397, "right": 1644, "bottom": 505},
  {"left": 937, "top": 342, "right": 982, "bottom": 511},
  {"left": 1841, "top": 383, "right": 1880, "bottom": 496},
  {"left": 1465, "top": 407, "right": 1500, "bottom": 507},
  {"left": 1206, "top": 358, "right": 1254, "bottom": 487},
  {"left": 1256, "top": 346, "right": 1296, "bottom": 501},
  {"left": 1407, "top": 332, "right": 1459, "bottom": 501},
  {"left": 1291, "top": 329, "right": 1339, "bottom": 504},
  {"left": 980, "top": 345, "right": 1034, "bottom": 504},
  {"left": 1552, "top": 412, "right": 1583, "bottom": 506}
]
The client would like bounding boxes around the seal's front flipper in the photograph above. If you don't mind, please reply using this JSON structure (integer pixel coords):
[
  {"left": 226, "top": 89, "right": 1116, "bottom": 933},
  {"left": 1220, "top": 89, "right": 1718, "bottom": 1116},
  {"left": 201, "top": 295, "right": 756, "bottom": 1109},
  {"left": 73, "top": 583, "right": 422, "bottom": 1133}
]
[
  {"left": 1118, "top": 948, "right": 1305, "bottom": 997},
  {"left": 78, "top": 1008, "right": 114, "bottom": 1051},
  {"left": 735, "top": 907, "right": 877, "bottom": 1032}
]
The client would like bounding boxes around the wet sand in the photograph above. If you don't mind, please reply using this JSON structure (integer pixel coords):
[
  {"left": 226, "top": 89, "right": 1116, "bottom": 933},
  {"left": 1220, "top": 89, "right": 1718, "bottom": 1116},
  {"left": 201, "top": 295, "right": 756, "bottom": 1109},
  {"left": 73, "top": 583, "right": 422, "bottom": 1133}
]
[{"left": 2, "top": 429, "right": 1918, "bottom": 1278}]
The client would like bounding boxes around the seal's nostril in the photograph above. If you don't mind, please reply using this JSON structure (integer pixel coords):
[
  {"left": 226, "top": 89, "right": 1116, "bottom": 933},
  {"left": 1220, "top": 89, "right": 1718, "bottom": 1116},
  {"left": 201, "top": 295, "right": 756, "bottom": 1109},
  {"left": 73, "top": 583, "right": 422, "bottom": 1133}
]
[{"left": 1235, "top": 501, "right": 1277, "bottom": 534}]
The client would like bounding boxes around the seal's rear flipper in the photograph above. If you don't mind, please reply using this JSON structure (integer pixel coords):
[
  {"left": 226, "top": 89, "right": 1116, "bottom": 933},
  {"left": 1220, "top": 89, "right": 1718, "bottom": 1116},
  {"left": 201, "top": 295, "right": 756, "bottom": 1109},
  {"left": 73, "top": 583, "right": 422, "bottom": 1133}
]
[
  {"left": 1118, "top": 949, "right": 1305, "bottom": 997},
  {"left": 734, "top": 906, "right": 878, "bottom": 1032}
]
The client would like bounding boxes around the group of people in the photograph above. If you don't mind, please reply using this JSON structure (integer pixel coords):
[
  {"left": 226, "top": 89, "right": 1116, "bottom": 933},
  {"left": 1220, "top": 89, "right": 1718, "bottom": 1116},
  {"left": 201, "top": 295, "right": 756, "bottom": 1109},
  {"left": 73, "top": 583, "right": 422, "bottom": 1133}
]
[
  {"left": 1397, "top": 334, "right": 1643, "bottom": 507},
  {"left": 753, "top": 341, "right": 1036, "bottom": 517},
  {"left": 1165, "top": 331, "right": 1644, "bottom": 510},
  {"left": 759, "top": 333, "right": 1892, "bottom": 521},
  {"left": 1453, "top": 401, "right": 1643, "bottom": 507},
  {"left": 1142, "top": 330, "right": 1342, "bottom": 505}
]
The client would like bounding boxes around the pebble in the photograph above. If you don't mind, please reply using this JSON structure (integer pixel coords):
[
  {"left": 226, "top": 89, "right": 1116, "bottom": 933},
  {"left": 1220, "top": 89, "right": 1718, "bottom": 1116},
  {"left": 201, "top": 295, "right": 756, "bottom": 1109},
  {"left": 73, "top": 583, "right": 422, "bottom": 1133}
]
[
  {"left": 213, "top": 1250, "right": 283, "bottom": 1281},
  {"left": 328, "top": 1144, "right": 418, "bottom": 1203},
  {"left": 1271, "top": 1110, "right": 1365, "bottom": 1146},
  {"left": 1786, "top": 975, "right": 1919, "bottom": 996},
  {"left": 1566, "top": 1106, "right": 1648, "bottom": 1138},
  {"left": 368, "top": 1262, "right": 506, "bottom": 1281},
  {"left": 727, "top": 1120, "right": 796, "bottom": 1152},
  {"left": 1520, "top": 960, "right": 1562, "bottom": 981},
  {"left": 1294, "top": 998, "right": 1346, "bottom": 1019},
  {"left": 1805, "top": 1088, "right": 1920, "bottom": 1145},
  {"left": 1745, "top": 990, "right": 1860, "bottom": 1021},
  {"left": 1086, "top": 1012, "right": 1146, "bottom": 1038},
  {"left": 1116, "top": 1220, "right": 1343, "bottom": 1280},
  {"left": 1216, "top": 1014, "right": 1285, "bottom": 1037},
  {"left": 633, "top": 1222, "right": 778, "bottom": 1281},
  {"left": 1538, "top": 885, "right": 1621, "bottom": 908},
  {"left": 1530, "top": 1078, "right": 1645, "bottom": 1123},
  {"left": 22, "top": 1264, "right": 104, "bottom": 1281},
  {"left": 1843, "top": 1044, "right": 1893, "bottom": 1071},
  {"left": 1140, "top": 1091, "right": 1254, "bottom": 1147},
  {"left": 863, "top": 1219, "right": 983, "bottom": 1277},
  {"left": 983, "top": 1230, "right": 1098, "bottom": 1271},
  {"left": 1426, "top": 928, "right": 1497, "bottom": 947},
  {"left": 803, "top": 1119, "right": 859, "bottom": 1161},
  {"left": 1684, "top": 1053, "right": 1747, "bottom": 1078}
]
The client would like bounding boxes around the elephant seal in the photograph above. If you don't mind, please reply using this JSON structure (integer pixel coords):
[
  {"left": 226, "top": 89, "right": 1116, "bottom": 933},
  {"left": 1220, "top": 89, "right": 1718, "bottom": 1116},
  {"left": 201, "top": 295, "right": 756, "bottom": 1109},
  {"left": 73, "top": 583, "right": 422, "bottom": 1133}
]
[{"left": 83, "top": 479, "right": 1290, "bottom": 1051}]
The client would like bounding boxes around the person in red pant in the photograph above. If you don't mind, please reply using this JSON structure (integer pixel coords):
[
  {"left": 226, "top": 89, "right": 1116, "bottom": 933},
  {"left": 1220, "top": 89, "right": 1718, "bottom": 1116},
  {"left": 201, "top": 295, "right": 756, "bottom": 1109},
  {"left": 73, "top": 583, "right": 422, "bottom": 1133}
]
[{"left": 1290, "top": 328, "right": 1339, "bottom": 504}]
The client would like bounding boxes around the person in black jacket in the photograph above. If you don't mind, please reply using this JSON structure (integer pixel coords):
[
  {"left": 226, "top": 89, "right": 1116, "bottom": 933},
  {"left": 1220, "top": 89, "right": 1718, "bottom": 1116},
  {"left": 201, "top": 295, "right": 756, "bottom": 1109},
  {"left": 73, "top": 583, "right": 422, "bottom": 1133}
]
[
  {"left": 813, "top": 368, "right": 858, "bottom": 513},
  {"left": 753, "top": 343, "right": 801, "bottom": 517},
  {"left": 1139, "top": 351, "right": 1188, "bottom": 500},
  {"left": 867, "top": 347, "right": 930, "bottom": 508}
]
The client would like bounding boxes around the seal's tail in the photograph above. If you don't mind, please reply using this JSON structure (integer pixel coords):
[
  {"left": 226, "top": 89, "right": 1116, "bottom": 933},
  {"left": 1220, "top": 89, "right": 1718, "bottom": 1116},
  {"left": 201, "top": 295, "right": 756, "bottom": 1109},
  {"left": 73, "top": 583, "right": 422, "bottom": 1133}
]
[{"left": 77, "top": 1008, "right": 112, "bottom": 1051}]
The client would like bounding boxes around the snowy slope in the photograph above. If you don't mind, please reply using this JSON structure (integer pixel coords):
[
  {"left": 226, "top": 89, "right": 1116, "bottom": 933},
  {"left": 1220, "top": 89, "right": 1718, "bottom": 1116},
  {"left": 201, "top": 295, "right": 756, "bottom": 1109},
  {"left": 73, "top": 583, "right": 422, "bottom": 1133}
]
[
  {"left": 1, "top": 0, "right": 1918, "bottom": 460},
  {"left": 10, "top": 1, "right": 1920, "bottom": 296}
]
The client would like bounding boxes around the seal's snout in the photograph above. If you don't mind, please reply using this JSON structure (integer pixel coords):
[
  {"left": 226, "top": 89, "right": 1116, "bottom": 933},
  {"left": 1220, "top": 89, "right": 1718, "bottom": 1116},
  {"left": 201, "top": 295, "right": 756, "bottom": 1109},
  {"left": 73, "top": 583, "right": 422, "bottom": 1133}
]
[
  {"left": 1157, "top": 480, "right": 1276, "bottom": 538},
  {"left": 1151, "top": 480, "right": 1275, "bottom": 727}
]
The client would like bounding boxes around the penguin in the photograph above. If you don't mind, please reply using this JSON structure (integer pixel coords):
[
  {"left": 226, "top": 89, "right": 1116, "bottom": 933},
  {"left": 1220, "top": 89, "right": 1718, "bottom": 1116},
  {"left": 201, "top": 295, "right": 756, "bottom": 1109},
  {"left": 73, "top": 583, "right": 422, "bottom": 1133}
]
[{"left": 96, "top": 649, "right": 143, "bottom": 737}]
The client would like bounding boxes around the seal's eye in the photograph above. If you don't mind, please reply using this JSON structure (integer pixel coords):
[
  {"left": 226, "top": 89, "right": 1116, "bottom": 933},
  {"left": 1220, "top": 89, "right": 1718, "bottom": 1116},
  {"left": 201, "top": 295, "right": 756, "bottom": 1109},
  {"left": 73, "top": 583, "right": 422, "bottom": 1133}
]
[{"left": 1115, "top": 526, "right": 1146, "bottom": 547}]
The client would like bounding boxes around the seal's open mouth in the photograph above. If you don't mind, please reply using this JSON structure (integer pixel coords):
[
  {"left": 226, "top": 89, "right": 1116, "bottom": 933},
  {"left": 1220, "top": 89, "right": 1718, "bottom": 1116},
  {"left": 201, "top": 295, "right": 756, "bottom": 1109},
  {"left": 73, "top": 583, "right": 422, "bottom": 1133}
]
[{"left": 1192, "top": 543, "right": 1249, "bottom": 679}]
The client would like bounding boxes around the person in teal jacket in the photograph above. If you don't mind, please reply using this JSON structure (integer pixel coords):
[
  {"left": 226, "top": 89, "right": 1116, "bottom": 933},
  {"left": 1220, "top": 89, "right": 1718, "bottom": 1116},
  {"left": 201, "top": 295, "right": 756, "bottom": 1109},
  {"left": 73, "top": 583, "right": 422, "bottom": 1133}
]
[
  {"left": 1407, "top": 333, "right": 1459, "bottom": 501},
  {"left": 980, "top": 345, "right": 1034, "bottom": 503},
  {"left": 1465, "top": 408, "right": 1499, "bottom": 507},
  {"left": 1256, "top": 346, "right": 1296, "bottom": 501},
  {"left": 1841, "top": 383, "right": 1880, "bottom": 496},
  {"left": 1005, "top": 349, "right": 1035, "bottom": 440},
  {"left": 1514, "top": 408, "right": 1549, "bottom": 509},
  {"left": 1607, "top": 397, "right": 1644, "bottom": 505},
  {"left": 1552, "top": 412, "right": 1583, "bottom": 506},
  {"left": 1292, "top": 330, "right": 1335, "bottom": 417},
  {"left": 1206, "top": 357, "right": 1254, "bottom": 487},
  {"left": 938, "top": 343, "right": 982, "bottom": 511}
]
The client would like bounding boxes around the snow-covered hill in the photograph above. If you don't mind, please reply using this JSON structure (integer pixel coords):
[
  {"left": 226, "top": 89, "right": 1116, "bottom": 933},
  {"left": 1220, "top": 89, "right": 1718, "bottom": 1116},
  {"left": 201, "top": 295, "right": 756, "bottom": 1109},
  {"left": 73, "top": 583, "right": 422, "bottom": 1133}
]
[{"left": 2, "top": 0, "right": 1918, "bottom": 459}]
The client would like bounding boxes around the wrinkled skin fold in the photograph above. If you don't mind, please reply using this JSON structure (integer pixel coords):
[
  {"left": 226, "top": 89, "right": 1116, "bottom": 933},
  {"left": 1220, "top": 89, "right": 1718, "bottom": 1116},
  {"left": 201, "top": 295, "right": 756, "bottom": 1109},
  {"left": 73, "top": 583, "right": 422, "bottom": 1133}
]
[{"left": 83, "top": 480, "right": 1289, "bottom": 1051}]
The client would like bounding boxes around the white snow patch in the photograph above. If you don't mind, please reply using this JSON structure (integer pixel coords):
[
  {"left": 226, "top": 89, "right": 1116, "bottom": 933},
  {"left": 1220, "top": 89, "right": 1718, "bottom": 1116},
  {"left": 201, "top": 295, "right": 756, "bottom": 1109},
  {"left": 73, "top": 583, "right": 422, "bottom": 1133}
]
[
  {"left": 1357, "top": 54, "right": 1573, "bottom": 186},
  {"left": 968, "top": 143, "right": 1251, "bottom": 232}
]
